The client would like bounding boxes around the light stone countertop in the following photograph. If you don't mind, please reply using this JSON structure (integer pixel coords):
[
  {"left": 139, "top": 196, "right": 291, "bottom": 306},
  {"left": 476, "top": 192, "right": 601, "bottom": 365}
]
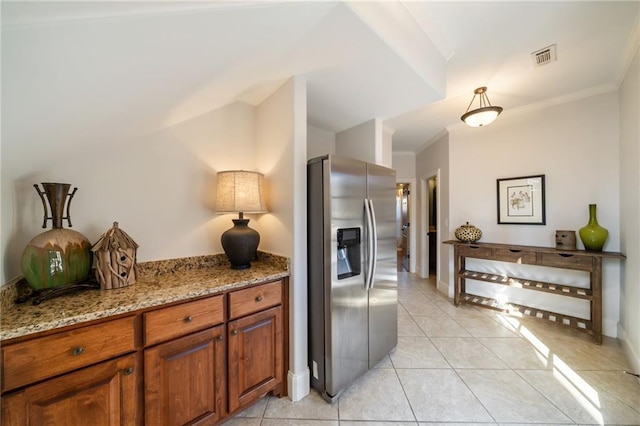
[{"left": 0, "top": 252, "right": 289, "bottom": 342}]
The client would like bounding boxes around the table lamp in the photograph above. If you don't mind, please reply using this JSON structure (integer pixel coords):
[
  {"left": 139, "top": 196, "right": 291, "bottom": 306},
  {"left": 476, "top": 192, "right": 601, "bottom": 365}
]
[{"left": 215, "top": 170, "right": 267, "bottom": 269}]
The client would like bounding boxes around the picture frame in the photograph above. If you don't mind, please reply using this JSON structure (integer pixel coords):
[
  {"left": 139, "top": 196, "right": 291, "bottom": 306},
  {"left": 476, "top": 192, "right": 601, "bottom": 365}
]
[{"left": 497, "top": 174, "right": 546, "bottom": 225}]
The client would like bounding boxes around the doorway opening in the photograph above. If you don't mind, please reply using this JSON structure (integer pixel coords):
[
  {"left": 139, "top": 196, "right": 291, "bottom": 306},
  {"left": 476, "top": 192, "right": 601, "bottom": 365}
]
[
  {"left": 426, "top": 176, "right": 437, "bottom": 277},
  {"left": 420, "top": 170, "right": 440, "bottom": 282},
  {"left": 396, "top": 183, "right": 411, "bottom": 272}
]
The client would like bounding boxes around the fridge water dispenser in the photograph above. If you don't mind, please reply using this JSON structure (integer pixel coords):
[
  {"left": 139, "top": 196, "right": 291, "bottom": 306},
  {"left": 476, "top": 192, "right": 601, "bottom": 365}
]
[{"left": 337, "top": 228, "right": 361, "bottom": 279}]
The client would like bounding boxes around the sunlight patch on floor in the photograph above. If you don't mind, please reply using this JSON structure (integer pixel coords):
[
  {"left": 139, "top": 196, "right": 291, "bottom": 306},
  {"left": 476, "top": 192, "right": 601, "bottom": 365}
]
[
  {"left": 496, "top": 313, "right": 605, "bottom": 425},
  {"left": 553, "top": 355, "right": 604, "bottom": 425}
]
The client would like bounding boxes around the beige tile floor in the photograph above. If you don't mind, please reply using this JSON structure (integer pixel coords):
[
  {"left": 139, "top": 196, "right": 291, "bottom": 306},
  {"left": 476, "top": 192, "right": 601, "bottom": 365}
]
[{"left": 225, "top": 271, "right": 640, "bottom": 425}]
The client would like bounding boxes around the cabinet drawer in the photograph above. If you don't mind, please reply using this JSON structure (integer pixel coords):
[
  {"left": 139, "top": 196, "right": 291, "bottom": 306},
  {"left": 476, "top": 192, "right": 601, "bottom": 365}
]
[
  {"left": 2, "top": 316, "right": 135, "bottom": 392},
  {"left": 144, "top": 295, "right": 224, "bottom": 346},
  {"left": 229, "top": 281, "right": 282, "bottom": 320},
  {"left": 540, "top": 252, "right": 594, "bottom": 270},
  {"left": 456, "top": 245, "right": 493, "bottom": 259},
  {"left": 494, "top": 248, "right": 537, "bottom": 264}
]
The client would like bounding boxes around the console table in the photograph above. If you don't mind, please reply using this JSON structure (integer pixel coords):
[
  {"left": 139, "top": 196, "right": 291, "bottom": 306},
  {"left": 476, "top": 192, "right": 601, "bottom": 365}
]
[{"left": 443, "top": 240, "right": 625, "bottom": 344}]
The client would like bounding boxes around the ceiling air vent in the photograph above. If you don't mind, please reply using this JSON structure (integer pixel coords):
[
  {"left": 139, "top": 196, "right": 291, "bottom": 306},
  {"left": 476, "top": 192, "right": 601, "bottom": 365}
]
[{"left": 531, "top": 44, "right": 557, "bottom": 67}]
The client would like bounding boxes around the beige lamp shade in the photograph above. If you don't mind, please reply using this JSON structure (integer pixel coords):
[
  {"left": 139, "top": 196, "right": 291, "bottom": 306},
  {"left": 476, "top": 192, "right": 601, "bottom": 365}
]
[{"left": 215, "top": 171, "right": 267, "bottom": 214}]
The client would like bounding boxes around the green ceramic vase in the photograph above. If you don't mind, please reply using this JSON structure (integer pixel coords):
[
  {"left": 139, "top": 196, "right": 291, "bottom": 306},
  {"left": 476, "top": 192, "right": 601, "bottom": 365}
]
[
  {"left": 578, "top": 204, "right": 608, "bottom": 251},
  {"left": 20, "top": 183, "right": 92, "bottom": 290}
]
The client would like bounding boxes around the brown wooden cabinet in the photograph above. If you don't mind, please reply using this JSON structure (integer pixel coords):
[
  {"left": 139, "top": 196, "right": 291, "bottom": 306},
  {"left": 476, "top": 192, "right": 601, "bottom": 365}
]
[
  {"left": 144, "top": 326, "right": 226, "bottom": 426},
  {"left": 1, "top": 353, "right": 139, "bottom": 425},
  {"left": 1, "top": 277, "right": 288, "bottom": 426},
  {"left": 228, "top": 306, "right": 282, "bottom": 413}
]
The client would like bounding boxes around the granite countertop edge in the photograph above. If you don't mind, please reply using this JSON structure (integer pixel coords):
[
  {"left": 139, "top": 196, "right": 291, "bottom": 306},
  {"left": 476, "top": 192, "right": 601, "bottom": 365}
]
[{"left": 0, "top": 252, "right": 289, "bottom": 342}]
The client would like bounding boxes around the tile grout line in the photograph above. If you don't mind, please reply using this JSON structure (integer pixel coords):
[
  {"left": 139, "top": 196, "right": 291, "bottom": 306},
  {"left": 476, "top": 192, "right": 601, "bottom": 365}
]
[{"left": 389, "top": 355, "right": 420, "bottom": 425}]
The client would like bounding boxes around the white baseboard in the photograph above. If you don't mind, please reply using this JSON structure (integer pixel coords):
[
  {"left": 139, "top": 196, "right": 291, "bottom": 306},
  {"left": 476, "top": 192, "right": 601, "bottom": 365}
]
[
  {"left": 437, "top": 279, "right": 450, "bottom": 298},
  {"left": 618, "top": 323, "right": 640, "bottom": 383},
  {"left": 287, "top": 368, "right": 310, "bottom": 402},
  {"left": 603, "top": 319, "right": 618, "bottom": 338}
]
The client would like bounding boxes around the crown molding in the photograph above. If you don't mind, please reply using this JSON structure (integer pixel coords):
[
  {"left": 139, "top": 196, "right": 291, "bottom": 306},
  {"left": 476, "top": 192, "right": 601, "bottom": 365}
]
[
  {"left": 614, "top": 14, "right": 640, "bottom": 87},
  {"left": 415, "top": 128, "right": 449, "bottom": 155},
  {"left": 1, "top": 1, "right": 285, "bottom": 29}
]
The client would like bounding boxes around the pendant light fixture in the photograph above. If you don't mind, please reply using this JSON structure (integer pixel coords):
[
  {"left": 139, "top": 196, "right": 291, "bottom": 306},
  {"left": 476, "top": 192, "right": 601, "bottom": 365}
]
[{"left": 460, "top": 87, "right": 503, "bottom": 127}]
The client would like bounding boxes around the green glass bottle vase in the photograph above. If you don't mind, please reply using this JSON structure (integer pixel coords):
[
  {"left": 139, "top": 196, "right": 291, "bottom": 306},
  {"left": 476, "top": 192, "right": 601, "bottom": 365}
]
[
  {"left": 21, "top": 183, "right": 92, "bottom": 290},
  {"left": 578, "top": 204, "right": 608, "bottom": 251}
]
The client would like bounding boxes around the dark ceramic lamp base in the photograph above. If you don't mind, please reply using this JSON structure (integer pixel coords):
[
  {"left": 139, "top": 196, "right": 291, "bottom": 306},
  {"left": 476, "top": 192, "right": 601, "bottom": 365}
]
[{"left": 221, "top": 219, "right": 260, "bottom": 269}]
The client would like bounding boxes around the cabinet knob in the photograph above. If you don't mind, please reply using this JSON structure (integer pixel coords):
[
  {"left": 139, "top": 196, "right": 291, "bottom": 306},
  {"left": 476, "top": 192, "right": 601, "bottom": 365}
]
[
  {"left": 232, "top": 330, "right": 238, "bottom": 336},
  {"left": 255, "top": 295, "right": 263, "bottom": 302},
  {"left": 217, "top": 335, "right": 224, "bottom": 341},
  {"left": 72, "top": 346, "right": 84, "bottom": 356},
  {"left": 184, "top": 316, "right": 193, "bottom": 323},
  {"left": 124, "top": 367, "right": 134, "bottom": 375}
]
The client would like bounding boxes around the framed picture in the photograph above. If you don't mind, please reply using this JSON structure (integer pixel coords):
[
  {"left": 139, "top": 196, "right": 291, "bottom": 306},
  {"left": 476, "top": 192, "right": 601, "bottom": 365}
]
[{"left": 497, "top": 174, "right": 546, "bottom": 225}]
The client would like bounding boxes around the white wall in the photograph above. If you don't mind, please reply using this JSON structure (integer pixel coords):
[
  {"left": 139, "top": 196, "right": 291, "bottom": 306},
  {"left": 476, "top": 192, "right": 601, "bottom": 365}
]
[
  {"left": 446, "top": 92, "right": 622, "bottom": 337},
  {"left": 416, "top": 132, "right": 450, "bottom": 292},
  {"left": 335, "top": 118, "right": 392, "bottom": 167},
  {"left": 255, "top": 77, "right": 309, "bottom": 401},
  {"left": 1, "top": 101, "right": 262, "bottom": 284},
  {"left": 307, "top": 125, "right": 336, "bottom": 160},
  {"left": 392, "top": 152, "right": 416, "bottom": 180},
  {"left": 619, "top": 47, "right": 640, "bottom": 374},
  {"left": 381, "top": 124, "right": 394, "bottom": 168},
  {"left": 336, "top": 119, "right": 377, "bottom": 163}
]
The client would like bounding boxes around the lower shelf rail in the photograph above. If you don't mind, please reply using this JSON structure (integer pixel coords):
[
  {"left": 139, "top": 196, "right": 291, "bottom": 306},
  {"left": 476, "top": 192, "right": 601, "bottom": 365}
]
[
  {"left": 461, "top": 293, "right": 593, "bottom": 332},
  {"left": 461, "top": 270, "right": 592, "bottom": 299}
]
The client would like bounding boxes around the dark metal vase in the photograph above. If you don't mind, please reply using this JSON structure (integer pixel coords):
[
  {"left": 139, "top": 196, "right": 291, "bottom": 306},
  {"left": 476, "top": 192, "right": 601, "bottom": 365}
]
[{"left": 21, "top": 183, "right": 92, "bottom": 290}]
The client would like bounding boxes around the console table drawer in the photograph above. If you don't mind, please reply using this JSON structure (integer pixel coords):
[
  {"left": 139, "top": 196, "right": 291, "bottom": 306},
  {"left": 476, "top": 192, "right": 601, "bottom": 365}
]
[
  {"left": 494, "top": 248, "right": 537, "bottom": 264},
  {"left": 540, "top": 252, "right": 594, "bottom": 270},
  {"left": 456, "top": 245, "right": 493, "bottom": 259}
]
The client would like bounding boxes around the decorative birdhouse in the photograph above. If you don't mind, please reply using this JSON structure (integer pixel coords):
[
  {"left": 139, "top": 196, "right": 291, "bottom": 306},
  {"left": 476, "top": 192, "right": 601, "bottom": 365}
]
[{"left": 91, "top": 222, "right": 139, "bottom": 290}]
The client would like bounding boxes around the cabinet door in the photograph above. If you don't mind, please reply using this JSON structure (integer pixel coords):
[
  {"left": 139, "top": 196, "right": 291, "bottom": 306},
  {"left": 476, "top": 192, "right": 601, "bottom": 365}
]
[
  {"left": 228, "top": 305, "right": 282, "bottom": 413},
  {"left": 1, "top": 353, "right": 139, "bottom": 426},
  {"left": 144, "top": 326, "right": 225, "bottom": 426}
]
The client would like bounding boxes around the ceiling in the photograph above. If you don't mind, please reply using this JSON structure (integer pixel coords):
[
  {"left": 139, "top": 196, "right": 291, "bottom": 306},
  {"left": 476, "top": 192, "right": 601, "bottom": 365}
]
[{"left": 2, "top": 1, "right": 639, "bottom": 153}]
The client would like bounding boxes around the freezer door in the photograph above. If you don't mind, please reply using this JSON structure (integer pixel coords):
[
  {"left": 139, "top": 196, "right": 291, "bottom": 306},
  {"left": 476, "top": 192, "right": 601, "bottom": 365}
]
[
  {"left": 366, "top": 163, "right": 398, "bottom": 368},
  {"left": 324, "top": 156, "right": 369, "bottom": 399}
]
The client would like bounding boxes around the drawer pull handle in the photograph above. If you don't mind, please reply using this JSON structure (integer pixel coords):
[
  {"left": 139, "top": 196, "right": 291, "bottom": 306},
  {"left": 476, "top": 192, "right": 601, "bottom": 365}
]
[
  {"left": 72, "top": 346, "right": 84, "bottom": 356},
  {"left": 124, "top": 367, "right": 134, "bottom": 375},
  {"left": 255, "top": 295, "right": 263, "bottom": 302},
  {"left": 232, "top": 330, "right": 238, "bottom": 336},
  {"left": 470, "top": 246, "right": 480, "bottom": 249},
  {"left": 559, "top": 253, "right": 574, "bottom": 258},
  {"left": 184, "top": 316, "right": 193, "bottom": 323},
  {"left": 509, "top": 249, "right": 522, "bottom": 253}
]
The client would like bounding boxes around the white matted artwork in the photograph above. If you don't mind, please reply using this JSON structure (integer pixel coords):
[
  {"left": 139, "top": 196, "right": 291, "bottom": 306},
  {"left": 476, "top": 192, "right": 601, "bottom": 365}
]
[{"left": 497, "top": 174, "right": 545, "bottom": 224}]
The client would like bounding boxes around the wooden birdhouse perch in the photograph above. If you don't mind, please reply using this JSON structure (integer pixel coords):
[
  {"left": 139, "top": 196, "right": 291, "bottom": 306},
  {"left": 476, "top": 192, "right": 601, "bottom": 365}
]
[{"left": 91, "top": 222, "right": 139, "bottom": 290}]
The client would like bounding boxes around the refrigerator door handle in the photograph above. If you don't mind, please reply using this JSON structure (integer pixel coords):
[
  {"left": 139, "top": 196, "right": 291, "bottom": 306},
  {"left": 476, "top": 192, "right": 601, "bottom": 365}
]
[
  {"left": 368, "top": 199, "right": 378, "bottom": 289},
  {"left": 364, "top": 198, "right": 375, "bottom": 289}
]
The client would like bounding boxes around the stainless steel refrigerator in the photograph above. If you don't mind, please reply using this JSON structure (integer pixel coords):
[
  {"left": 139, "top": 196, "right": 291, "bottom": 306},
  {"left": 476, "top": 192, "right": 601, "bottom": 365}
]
[{"left": 308, "top": 154, "right": 398, "bottom": 402}]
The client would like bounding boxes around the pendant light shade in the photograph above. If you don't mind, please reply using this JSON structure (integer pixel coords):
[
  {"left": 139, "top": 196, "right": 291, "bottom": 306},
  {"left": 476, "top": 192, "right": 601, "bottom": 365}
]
[{"left": 461, "top": 87, "right": 503, "bottom": 127}]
